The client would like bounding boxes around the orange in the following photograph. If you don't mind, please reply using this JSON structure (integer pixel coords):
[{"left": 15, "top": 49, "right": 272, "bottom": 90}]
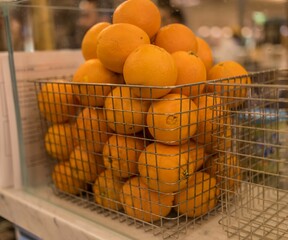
[
  {"left": 37, "top": 80, "right": 76, "bottom": 123},
  {"left": 123, "top": 44, "right": 178, "bottom": 99},
  {"left": 71, "top": 122, "right": 80, "bottom": 147},
  {"left": 181, "top": 141, "right": 206, "bottom": 171},
  {"left": 204, "top": 118, "right": 232, "bottom": 154},
  {"left": 206, "top": 60, "right": 251, "bottom": 108},
  {"left": 193, "top": 95, "right": 225, "bottom": 146},
  {"left": 96, "top": 23, "right": 150, "bottom": 73},
  {"left": 52, "top": 162, "right": 86, "bottom": 195},
  {"left": 174, "top": 172, "right": 219, "bottom": 217},
  {"left": 103, "top": 134, "right": 145, "bottom": 178},
  {"left": 120, "top": 176, "right": 174, "bottom": 222},
  {"left": 154, "top": 23, "right": 198, "bottom": 54},
  {"left": 45, "top": 123, "right": 75, "bottom": 161},
  {"left": 69, "top": 146, "right": 105, "bottom": 183},
  {"left": 112, "top": 0, "right": 161, "bottom": 39},
  {"left": 75, "top": 107, "right": 113, "bottom": 153},
  {"left": 146, "top": 93, "right": 198, "bottom": 145},
  {"left": 81, "top": 22, "right": 110, "bottom": 61},
  {"left": 72, "top": 59, "right": 121, "bottom": 107},
  {"left": 138, "top": 142, "right": 198, "bottom": 193},
  {"left": 103, "top": 86, "right": 150, "bottom": 134},
  {"left": 204, "top": 154, "right": 241, "bottom": 192},
  {"left": 196, "top": 37, "right": 214, "bottom": 73},
  {"left": 93, "top": 169, "right": 124, "bottom": 211},
  {"left": 171, "top": 51, "right": 207, "bottom": 98}
]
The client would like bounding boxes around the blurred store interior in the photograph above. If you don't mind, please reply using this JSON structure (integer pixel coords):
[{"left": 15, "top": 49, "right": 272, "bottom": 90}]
[{"left": 0, "top": 0, "right": 287, "bottom": 71}]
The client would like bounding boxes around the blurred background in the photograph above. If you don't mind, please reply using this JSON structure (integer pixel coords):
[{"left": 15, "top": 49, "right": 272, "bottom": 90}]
[{"left": 0, "top": 0, "right": 287, "bottom": 71}]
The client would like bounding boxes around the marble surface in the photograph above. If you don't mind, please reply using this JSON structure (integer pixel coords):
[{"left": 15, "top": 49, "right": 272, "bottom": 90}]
[{"left": 0, "top": 187, "right": 231, "bottom": 240}]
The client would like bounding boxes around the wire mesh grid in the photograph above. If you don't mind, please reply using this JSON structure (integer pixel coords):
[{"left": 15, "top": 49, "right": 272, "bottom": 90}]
[
  {"left": 207, "top": 69, "right": 288, "bottom": 239},
  {"left": 33, "top": 77, "right": 229, "bottom": 239},
  {"left": 32, "top": 69, "right": 287, "bottom": 239}
]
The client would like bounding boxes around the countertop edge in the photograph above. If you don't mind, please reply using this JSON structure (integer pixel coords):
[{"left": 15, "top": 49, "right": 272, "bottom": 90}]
[
  {"left": 0, "top": 187, "right": 138, "bottom": 240},
  {"left": 0, "top": 187, "right": 229, "bottom": 240}
]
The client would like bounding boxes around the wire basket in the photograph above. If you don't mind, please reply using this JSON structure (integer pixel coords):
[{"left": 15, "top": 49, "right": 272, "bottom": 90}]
[
  {"left": 207, "top": 69, "right": 288, "bottom": 239},
  {"left": 33, "top": 69, "right": 287, "bottom": 239},
  {"left": 33, "top": 77, "right": 229, "bottom": 239}
]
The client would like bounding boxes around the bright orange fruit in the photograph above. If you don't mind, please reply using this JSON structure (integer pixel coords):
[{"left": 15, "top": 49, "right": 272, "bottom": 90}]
[
  {"left": 102, "top": 134, "right": 145, "bottom": 178},
  {"left": 138, "top": 142, "right": 198, "bottom": 193},
  {"left": 123, "top": 44, "right": 178, "bottom": 99},
  {"left": 44, "top": 123, "right": 75, "bottom": 161},
  {"left": 69, "top": 146, "right": 105, "bottom": 182},
  {"left": 75, "top": 107, "right": 113, "bottom": 153},
  {"left": 96, "top": 23, "right": 150, "bottom": 73},
  {"left": 120, "top": 176, "right": 174, "bottom": 222},
  {"left": 81, "top": 22, "right": 110, "bottom": 60},
  {"left": 37, "top": 80, "right": 76, "bottom": 123},
  {"left": 93, "top": 169, "right": 124, "bottom": 211},
  {"left": 206, "top": 60, "right": 251, "bottom": 108},
  {"left": 154, "top": 23, "right": 198, "bottom": 54},
  {"left": 112, "top": 0, "right": 161, "bottom": 39},
  {"left": 171, "top": 51, "right": 207, "bottom": 98},
  {"left": 146, "top": 93, "right": 198, "bottom": 145},
  {"left": 174, "top": 172, "right": 219, "bottom": 217},
  {"left": 104, "top": 86, "right": 150, "bottom": 134},
  {"left": 193, "top": 95, "right": 225, "bottom": 146},
  {"left": 196, "top": 37, "right": 214, "bottom": 73},
  {"left": 52, "top": 162, "right": 85, "bottom": 195},
  {"left": 72, "top": 59, "right": 121, "bottom": 107}
]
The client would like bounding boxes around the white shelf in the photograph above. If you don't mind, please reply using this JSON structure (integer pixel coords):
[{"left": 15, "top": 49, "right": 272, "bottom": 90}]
[{"left": 0, "top": 187, "right": 229, "bottom": 240}]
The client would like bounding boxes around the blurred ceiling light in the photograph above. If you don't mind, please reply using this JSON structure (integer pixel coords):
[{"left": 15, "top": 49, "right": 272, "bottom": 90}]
[
  {"left": 241, "top": 27, "right": 253, "bottom": 38},
  {"left": 222, "top": 26, "right": 233, "bottom": 38},
  {"left": 280, "top": 25, "right": 288, "bottom": 37},
  {"left": 253, "top": 11, "right": 266, "bottom": 25},
  {"left": 210, "top": 26, "right": 222, "bottom": 38},
  {"left": 197, "top": 26, "right": 210, "bottom": 38},
  {"left": 170, "top": 0, "right": 200, "bottom": 7},
  {"left": 254, "top": 0, "right": 286, "bottom": 2}
]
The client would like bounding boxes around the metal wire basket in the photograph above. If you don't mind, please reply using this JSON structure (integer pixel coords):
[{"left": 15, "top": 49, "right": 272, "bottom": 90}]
[
  {"left": 207, "top": 69, "right": 288, "bottom": 239},
  {"left": 33, "top": 77, "right": 226, "bottom": 239},
  {"left": 33, "top": 69, "right": 287, "bottom": 239}
]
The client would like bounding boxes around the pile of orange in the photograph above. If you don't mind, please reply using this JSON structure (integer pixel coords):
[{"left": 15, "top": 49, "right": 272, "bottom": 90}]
[{"left": 37, "top": 0, "right": 249, "bottom": 224}]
